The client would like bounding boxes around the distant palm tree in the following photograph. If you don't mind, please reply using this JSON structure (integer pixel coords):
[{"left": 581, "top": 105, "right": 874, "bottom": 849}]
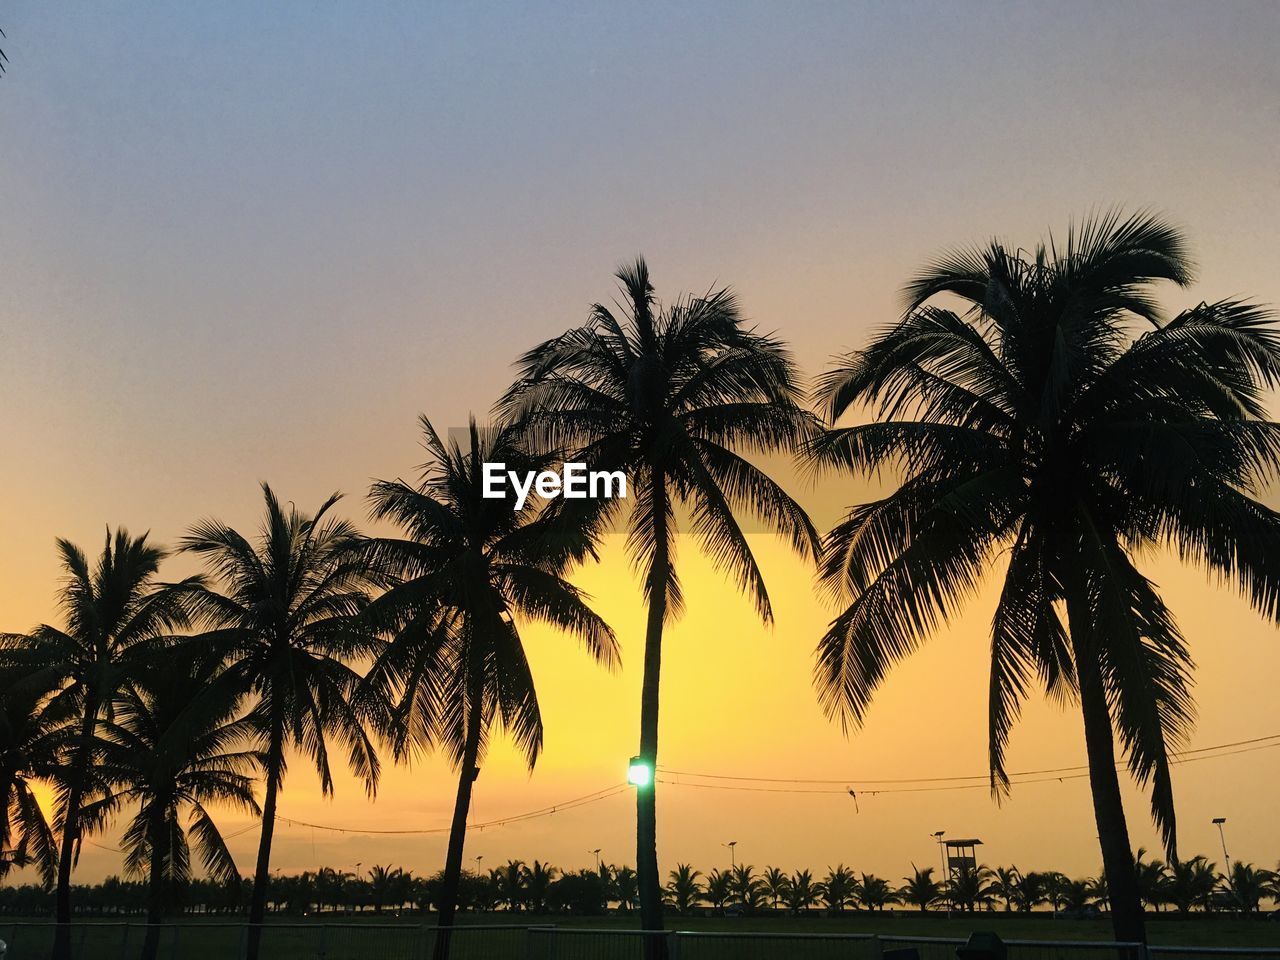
[
  {"left": 181, "top": 485, "right": 382, "bottom": 960},
  {"left": 611, "top": 864, "right": 639, "bottom": 912},
  {"left": 704, "top": 868, "right": 733, "bottom": 913},
  {"left": 899, "top": 866, "right": 942, "bottom": 913},
  {"left": 786, "top": 869, "right": 819, "bottom": 915},
  {"left": 1167, "top": 856, "right": 1219, "bottom": 915},
  {"left": 500, "top": 259, "right": 817, "bottom": 946},
  {"left": 858, "top": 874, "right": 896, "bottom": 911},
  {"left": 1, "top": 530, "right": 196, "bottom": 960},
  {"left": 988, "top": 866, "right": 1022, "bottom": 911},
  {"left": 1012, "top": 870, "right": 1048, "bottom": 913},
  {"left": 0, "top": 666, "right": 69, "bottom": 886},
  {"left": 362, "top": 419, "right": 615, "bottom": 959},
  {"left": 523, "top": 860, "right": 558, "bottom": 913},
  {"left": 1133, "top": 848, "right": 1170, "bottom": 912},
  {"left": 809, "top": 211, "right": 1280, "bottom": 944},
  {"left": 367, "top": 864, "right": 408, "bottom": 914},
  {"left": 1225, "top": 862, "right": 1269, "bottom": 914},
  {"left": 730, "top": 864, "right": 767, "bottom": 914},
  {"left": 85, "top": 655, "right": 259, "bottom": 960},
  {"left": 763, "top": 866, "right": 790, "bottom": 910},
  {"left": 947, "top": 865, "right": 993, "bottom": 913},
  {"left": 664, "top": 864, "right": 703, "bottom": 915},
  {"left": 818, "top": 865, "right": 857, "bottom": 914},
  {"left": 491, "top": 860, "right": 525, "bottom": 912}
]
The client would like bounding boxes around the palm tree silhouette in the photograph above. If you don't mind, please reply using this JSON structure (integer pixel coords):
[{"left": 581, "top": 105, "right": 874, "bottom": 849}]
[
  {"left": 0, "top": 664, "right": 68, "bottom": 887},
  {"left": 362, "top": 418, "right": 616, "bottom": 959},
  {"left": 500, "top": 258, "right": 817, "bottom": 945},
  {"left": 663, "top": 864, "right": 702, "bottom": 915},
  {"left": 762, "top": 866, "right": 790, "bottom": 911},
  {"left": 899, "top": 865, "right": 942, "bottom": 913},
  {"left": 786, "top": 869, "right": 819, "bottom": 915},
  {"left": 84, "top": 654, "right": 259, "bottom": 960},
  {"left": 181, "top": 484, "right": 382, "bottom": 960},
  {"left": 988, "top": 866, "right": 1022, "bottom": 911},
  {"left": 818, "top": 865, "right": 856, "bottom": 914},
  {"left": 810, "top": 211, "right": 1280, "bottom": 943},
  {"left": 1, "top": 530, "right": 196, "bottom": 960}
]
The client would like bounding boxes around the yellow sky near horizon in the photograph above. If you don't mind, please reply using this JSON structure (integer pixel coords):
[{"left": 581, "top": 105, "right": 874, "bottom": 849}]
[{"left": 2, "top": 0, "right": 1279, "bottom": 889}]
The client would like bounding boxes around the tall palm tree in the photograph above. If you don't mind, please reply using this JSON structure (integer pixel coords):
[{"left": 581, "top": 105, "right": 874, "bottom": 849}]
[
  {"left": 1134, "top": 848, "right": 1170, "bottom": 912},
  {"left": 1225, "top": 862, "right": 1269, "bottom": 914},
  {"left": 1, "top": 530, "right": 196, "bottom": 960},
  {"left": 0, "top": 666, "right": 69, "bottom": 887},
  {"left": 989, "top": 866, "right": 1022, "bottom": 911},
  {"left": 858, "top": 874, "right": 896, "bottom": 911},
  {"left": 500, "top": 259, "right": 817, "bottom": 944},
  {"left": 703, "top": 868, "right": 733, "bottom": 913},
  {"left": 818, "top": 865, "right": 857, "bottom": 914},
  {"left": 361, "top": 418, "right": 616, "bottom": 960},
  {"left": 809, "top": 212, "right": 1280, "bottom": 943},
  {"left": 83, "top": 655, "right": 260, "bottom": 960},
  {"left": 1012, "top": 870, "right": 1048, "bottom": 913},
  {"left": 729, "top": 863, "right": 767, "bottom": 914},
  {"left": 181, "top": 484, "right": 382, "bottom": 960}
]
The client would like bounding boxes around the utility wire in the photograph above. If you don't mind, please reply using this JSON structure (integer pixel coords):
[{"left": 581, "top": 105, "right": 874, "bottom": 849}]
[{"left": 657, "top": 733, "right": 1280, "bottom": 787}]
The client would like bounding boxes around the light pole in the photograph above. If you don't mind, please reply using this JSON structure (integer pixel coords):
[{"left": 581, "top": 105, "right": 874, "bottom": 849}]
[
  {"left": 1213, "top": 817, "right": 1231, "bottom": 872},
  {"left": 722, "top": 841, "right": 737, "bottom": 869},
  {"left": 475, "top": 855, "right": 484, "bottom": 873},
  {"left": 589, "top": 849, "right": 602, "bottom": 873},
  {"left": 931, "top": 831, "right": 948, "bottom": 916}
]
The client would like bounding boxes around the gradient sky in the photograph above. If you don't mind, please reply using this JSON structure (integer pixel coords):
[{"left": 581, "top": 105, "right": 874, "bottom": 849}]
[{"left": 2, "top": 2, "right": 1279, "bottom": 884}]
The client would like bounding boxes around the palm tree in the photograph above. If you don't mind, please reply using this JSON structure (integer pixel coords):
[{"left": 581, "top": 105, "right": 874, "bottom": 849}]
[
  {"left": 1134, "top": 849, "right": 1170, "bottom": 912},
  {"left": 947, "top": 865, "right": 993, "bottom": 913},
  {"left": 523, "top": 860, "right": 558, "bottom": 914},
  {"left": 704, "top": 868, "right": 733, "bottom": 913},
  {"left": 818, "top": 865, "right": 856, "bottom": 914},
  {"left": 1167, "top": 856, "right": 1219, "bottom": 915},
  {"left": 1, "top": 530, "right": 196, "bottom": 960},
  {"left": 490, "top": 860, "right": 525, "bottom": 912},
  {"left": 899, "top": 866, "right": 941, "bottom": 913},
  {"left": 762, "top": 866, "right": 790, "bottom": 911},
  {"left": 1226, "top": 862, "right": 1269, "bottom": 914},
  {"left": 858, "top": 874, "right": 896, "bottom": 911},
  {"left": 181, "top": 485, "right": 382, "bottom": 960},
  {"left": 664, "top": 864, "right": 702, "bottom": 915},
  {"left": 362, "top": 419, "right": 616, "bottom": 959},
  {"left": 988, "top": 866, "right": 1022, "bottom": 911},
  {"left": 1012, "top": 870, "right": 1048, "bottom": 913},
  {"left": 0, "top": 666, "right": 68, "bottom": 887},
  {"left": 367, "top": 864, "right": 408, "bottom": 914},
  {"left": 787, "top": 869, "right": 819, "bottom": 915},
  {"left": 611, "top": 864, "right": 639, "bottom": 912},
  {"left": 730, "top": 864, "right": 767, "bottom": 914},
  {"left": 809, "top": 211, "right": 1280, "bottom": 944},
  {"left": 83, "top": 655, "right": 259, "bottom": 960},
  {"left": 500, "top": 258, "right": 817, "bottom": 944}
]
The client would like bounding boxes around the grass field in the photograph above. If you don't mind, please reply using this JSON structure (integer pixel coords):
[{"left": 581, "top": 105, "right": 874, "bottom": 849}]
[{"left": 2, "top": 912, "right": 1278, "bottom": 959}]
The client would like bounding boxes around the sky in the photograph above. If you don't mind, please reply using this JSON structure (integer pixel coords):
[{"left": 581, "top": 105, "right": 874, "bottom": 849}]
[{"left": 2, "top": 1, "right": 1279, "bottom": 884}]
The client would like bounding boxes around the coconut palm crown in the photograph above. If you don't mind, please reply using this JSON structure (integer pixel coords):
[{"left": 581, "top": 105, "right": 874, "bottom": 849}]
[{"left": 809, "top": 210, "right": 1280, "bottom": 942}]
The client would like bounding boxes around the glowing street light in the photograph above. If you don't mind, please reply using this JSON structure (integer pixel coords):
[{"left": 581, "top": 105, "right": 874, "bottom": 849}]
[{"left": 627, "top": 756, "right": 653, "bottom": 788}]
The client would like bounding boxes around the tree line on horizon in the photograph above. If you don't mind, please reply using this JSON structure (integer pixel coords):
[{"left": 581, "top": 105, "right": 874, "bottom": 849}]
[
  {"left": 2, "top": 856, "right": 1278, "bottom": 920},
  {"left": 4, "top": 211, "right": 1280, "bottom": 960}
]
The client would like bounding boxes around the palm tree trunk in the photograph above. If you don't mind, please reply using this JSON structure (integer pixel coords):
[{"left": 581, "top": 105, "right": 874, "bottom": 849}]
[
  {"left": 51, "top": 703, "right": 97, "bottom": 960},
  {"left": 245, "top": 713, "right": 284, "bottom": 960},
  {"left": 637, "top": 474, "right": 670, "bottom": 960},
  {"left": 432, "top": 695, "right": 483, "bottom": 960},
  {"left": 140, "top": 810, "right": 167, "bottom": 960},
  {"left": 1066, "top": 594, "right": 1147, "bottom": 945}
]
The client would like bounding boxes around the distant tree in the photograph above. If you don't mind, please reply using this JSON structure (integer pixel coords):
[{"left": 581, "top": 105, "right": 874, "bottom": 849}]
[
  {"left": 611, "top": 865, "right": 639, "bottom": 912},
  {"left": 988, "top": 866, "right": 1021, "bottom": 911},
  {"left": 947, "top": 865, "right": 993, "bottom": 913},
  {"left": 786, "top": 869, "right": 819, "bottom": 915},
  {"left": 1134, "top": 848, "right": 1170, "bottom": 912},
  {"left": 704, "top": 869, "right": 733, "bottom": 913},
  {"left": 547, "top": 870, "right": 607, "bottom": 915},
  {"left": 1167, "top": 856, "right": 1219, "bottom": 915},
  {"left": 729, "top": 864, "right": 767, "bottom": 914},
  {"left": 858, "top": 874, "right": 896, "bottom": 911},
  {"left": 1226, "top": 862, "right": 1269, "bottom": 914},
  {"left": 899, "top": 866, "right": 942, "bottom": 913},
  {"left": 818, "top": 865, "right": 857, "bottom": 914},
  {"left": 522, "top": 860, "right": 558, "bottom": 913},
  {"left": 664, "top": 864, "right": 702, "bottom": 916},
  {"left": 1012, "top": 871, "right": 1048, "bottom": 913},
  {"left": 762, "top": 866, "right": 790, "bottom": 910},
  {"left": 491, "top": 860, "right": 525, "bottom": 912}
]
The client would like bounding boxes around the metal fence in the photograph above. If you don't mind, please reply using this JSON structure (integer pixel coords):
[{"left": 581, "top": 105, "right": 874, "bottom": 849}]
[{"left": 0, "top": 922, "right": 1277, "bottom": 960}]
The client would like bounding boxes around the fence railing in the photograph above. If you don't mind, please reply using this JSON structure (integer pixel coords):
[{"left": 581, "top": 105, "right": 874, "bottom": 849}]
[{"left": 0, "top": 921, "right": 1277, "bottom": 960}]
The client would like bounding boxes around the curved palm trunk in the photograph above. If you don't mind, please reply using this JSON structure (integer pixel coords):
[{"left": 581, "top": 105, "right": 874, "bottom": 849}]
[
  {"left": 637, "top": 476, "right": 669, "bottom": 960},
  {"left": 140, "top": 810, "right": 168, "bottom": 960},
  {"left": 245, "top": 713, "right": 284, "bottom": 960},
  {"left": 432, "top": 700, "right": 483, "bottom": 960},
  {"left": 1066, "top": 593, "right": 1147, "bottom": 945},
  {"left": 51, "top": 704, "right": 97, "bottom": 960}
]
